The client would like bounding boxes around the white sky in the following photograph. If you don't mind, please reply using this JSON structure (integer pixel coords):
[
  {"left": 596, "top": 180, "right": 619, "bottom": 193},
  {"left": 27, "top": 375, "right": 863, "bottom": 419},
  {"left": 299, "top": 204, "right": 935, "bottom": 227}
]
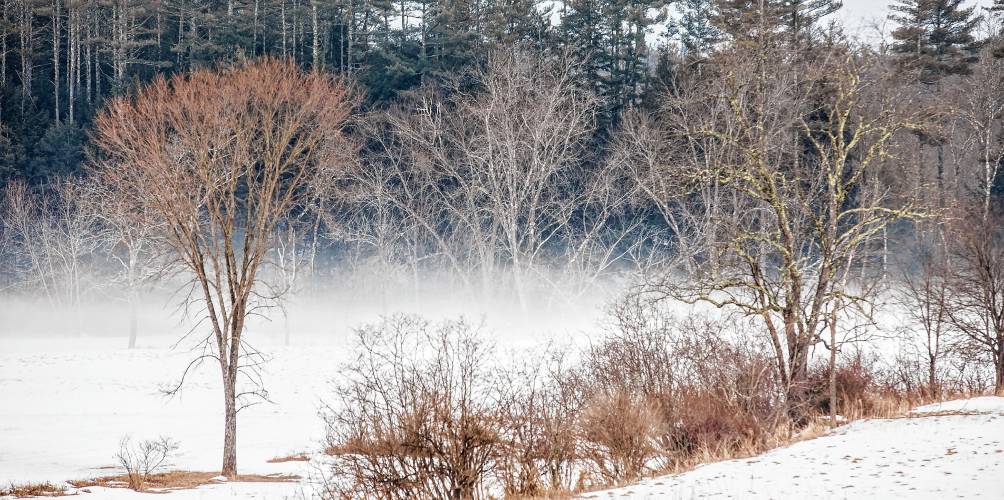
[{"left": 839, "top": 0, "right": 994, "bottom": 42}]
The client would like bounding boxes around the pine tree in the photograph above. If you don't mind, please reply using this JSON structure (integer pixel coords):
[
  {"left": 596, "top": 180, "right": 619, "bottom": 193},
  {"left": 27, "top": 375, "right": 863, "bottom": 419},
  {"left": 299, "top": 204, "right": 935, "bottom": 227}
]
[
  {"left": 712, "top": 0, "right": 786, "bottom": 44},
  {"left": 424, "top": 0, "right": 485, "bottom": 79},
  {"left": 561, "top": 0, "right": 666, "bottom": 120},
  {"left": 782, "top": 0, "right": 841, "bottom": 49},
  {"left": 890, "top": 0, "right": 982, "bottom": 84},
  {"left": 672, "top": 0, "right": 722, "bottom": 59}
]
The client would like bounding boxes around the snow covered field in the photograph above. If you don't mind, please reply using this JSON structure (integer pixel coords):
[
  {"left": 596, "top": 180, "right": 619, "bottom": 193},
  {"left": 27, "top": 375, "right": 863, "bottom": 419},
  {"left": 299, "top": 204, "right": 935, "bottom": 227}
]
[
  {"left": 0, "top": 333, "right": 344, "bottom": 499},
  {"left": 3, "top": 321, "right": 1004, "bottom": 499},
  {"left": 581, "top": 398, "right": 1004, "bottom": 500},
  {"left": 0, "top": 300, "right": 596, "bottom": 499}
]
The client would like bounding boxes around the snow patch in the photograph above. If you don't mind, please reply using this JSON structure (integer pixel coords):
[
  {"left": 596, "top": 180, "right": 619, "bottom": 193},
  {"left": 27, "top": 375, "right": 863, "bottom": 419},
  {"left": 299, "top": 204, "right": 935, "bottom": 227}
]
[
  {"left": 911, "top": 396, "right": 1004, "bottom": 415},
  {"left": 580, "top": 398, "right": 1004, "bottom": 499}
]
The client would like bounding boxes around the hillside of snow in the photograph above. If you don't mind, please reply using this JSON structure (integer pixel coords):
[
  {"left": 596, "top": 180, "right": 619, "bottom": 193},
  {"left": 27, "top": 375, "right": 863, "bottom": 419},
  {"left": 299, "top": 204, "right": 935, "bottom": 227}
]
[{"left": 581, "top": 398, "right": 1004, "bottom": 500}]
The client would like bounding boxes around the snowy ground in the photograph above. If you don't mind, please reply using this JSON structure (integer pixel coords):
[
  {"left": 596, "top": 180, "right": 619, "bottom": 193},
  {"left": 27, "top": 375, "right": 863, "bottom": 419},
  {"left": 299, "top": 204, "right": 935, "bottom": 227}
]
[
  {"left": 0, "top": 333, "right": 345, "bottom": 499},
  {"left": 3, "top": 304, "right": 1003, "bottom": 499},
  {"left": 581, "top": 397, "right": 1004, "bottom": 500},
  {"left": 0, "top": 299, "right": 596, "bottom": 499}
]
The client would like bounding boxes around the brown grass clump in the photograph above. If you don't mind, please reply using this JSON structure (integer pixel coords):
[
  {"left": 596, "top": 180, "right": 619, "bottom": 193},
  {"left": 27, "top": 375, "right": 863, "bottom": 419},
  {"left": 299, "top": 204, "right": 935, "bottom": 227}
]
[
  {"left": 1, "top": 482, "right": 69, "bottom": 498},
  {"left": 68, "top": 471, "right": 298, "bottom": 492},
  {"left": 267, "top": 453, "right": 311, "bottom": 463}
]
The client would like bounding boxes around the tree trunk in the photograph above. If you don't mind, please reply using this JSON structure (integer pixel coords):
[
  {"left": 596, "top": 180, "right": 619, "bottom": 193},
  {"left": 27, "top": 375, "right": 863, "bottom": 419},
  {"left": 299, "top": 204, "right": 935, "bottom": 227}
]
[
  {"left": 311, "top": 0, "right": 320, "bottom": 71},
  {"left": 928, "top": 356, "right": 938, "bottom": 398},
  {"left": 52, "top": 0, "right": 60, "bottom": 124},
  {"left": 786, "top": 318, "right": 810, "bottom": 426},
  {"left": 284, "top": 313, "right": 291, "bottom": 347},
  {"left": 996, "top": 346, "right": 1004, "bottom": 396},
  {"left": 828, "top": 310, "right": 838, "bottom": 429},
  {"left": 128, "top": 296, "right": 137, "bottom": 349},
  {"left": 222, "top": 375, "right": 238, "bottom": 478}
]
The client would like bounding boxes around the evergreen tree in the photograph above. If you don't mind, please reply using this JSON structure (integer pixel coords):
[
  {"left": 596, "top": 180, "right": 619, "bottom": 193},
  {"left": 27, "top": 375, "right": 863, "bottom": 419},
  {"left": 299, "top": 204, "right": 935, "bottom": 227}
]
[
  {"left": 28, "top": 121, "right": 83, "bottom": 179},
  {"left": 672, "top": 0, "right": 722, "bottom": 59},
  {"left": 562, "top": 0, "right": 666, "bottom": 120},
  {"left": 712, "top": 0, "right": 786, "bottom": 44},
  {"left": 890, "top": 0, "right": 982, "bottom": 84},
  {"left": 782, "top": 0, "right": 841, "bottom": 49}
]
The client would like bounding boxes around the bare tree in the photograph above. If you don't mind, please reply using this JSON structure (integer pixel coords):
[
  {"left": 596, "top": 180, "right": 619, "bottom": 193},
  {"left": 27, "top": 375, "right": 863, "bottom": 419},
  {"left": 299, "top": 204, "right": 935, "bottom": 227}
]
[
  {"left": 958, "top": 48, "right": 1004, "bottom": 220},
  {"left": 88, "top": 178, "right": 166, "bottom": 348},
  {"left": 90, "top": 58, "right": 354, "bottom": 477},
  {"left": 1, "top": 179, "right": 100, "bottom": 322},
  {"left": 948, "top": 209, "right": 1004, "bottom": 394},
  {"left": 384, "top": 50, "right": 598, "bottom": 312},
  {"left": 648, "top": 44, "right": 924, "bottom": 421},
  {"left": 897, "top": 229, "right": 953, "bottom": 397}
]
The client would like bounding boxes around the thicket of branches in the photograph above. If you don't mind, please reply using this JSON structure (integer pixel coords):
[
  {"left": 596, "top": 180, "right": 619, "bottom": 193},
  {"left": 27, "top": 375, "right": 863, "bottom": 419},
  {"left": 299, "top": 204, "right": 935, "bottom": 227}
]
[{"left": 320, "top": 305, "right": 926, "bottom": 499}]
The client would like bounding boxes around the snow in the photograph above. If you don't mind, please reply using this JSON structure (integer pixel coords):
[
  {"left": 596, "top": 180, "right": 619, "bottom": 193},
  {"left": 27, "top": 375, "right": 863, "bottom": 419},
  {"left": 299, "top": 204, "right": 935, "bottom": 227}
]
[
  {"left": 0, "top": 334, "right": 346, "bottom": 498},
  {"left": 911, "top": 397, "right": 1004, "bottom": 415},
  {"left": 70, "top": 481, "right": 312, "bottom": 499},
  {"left": 580, "top": 404, "right": 1004, "bottom": 499},
  {"left": 3, "top": 326, "right": 1003, "bottom": 499}
]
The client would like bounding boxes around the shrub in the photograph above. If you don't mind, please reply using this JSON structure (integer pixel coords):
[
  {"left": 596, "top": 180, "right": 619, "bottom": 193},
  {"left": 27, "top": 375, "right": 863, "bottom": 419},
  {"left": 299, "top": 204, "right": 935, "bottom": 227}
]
[
  {"left": 575, "top": 304, "right": 784, "bottom": 480},
  {"left": 116, "top": 435, "right": 179, "bottom": 491},
  {"left": 579, "top": 391, "right": 665, "bottom": 483},
  {"left": 807, "top": 352, "right": 879, "bottom": 418},
  {"left": 1, "top": 481, "right": 67, "bottom": 498},
  {"left": 494, "top": 349, "right": 581, "bottom": 497},
  {"left": 322, "top": 315, "right": 504, "bottom": 500}
]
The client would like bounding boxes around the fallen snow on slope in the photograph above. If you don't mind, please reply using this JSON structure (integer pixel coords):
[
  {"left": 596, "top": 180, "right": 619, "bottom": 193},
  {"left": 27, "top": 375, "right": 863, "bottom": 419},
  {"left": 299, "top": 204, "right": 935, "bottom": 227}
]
[
  {"left": 581, "top": 397, "right": 1004, "bottom": 500},
  {"left": 912, "top": 396, "right": 1004, "bottom": 415}
]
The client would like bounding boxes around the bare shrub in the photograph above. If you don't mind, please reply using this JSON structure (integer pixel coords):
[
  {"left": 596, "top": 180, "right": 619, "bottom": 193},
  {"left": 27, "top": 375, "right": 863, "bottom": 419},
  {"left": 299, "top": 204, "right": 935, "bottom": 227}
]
[
  {"left": 669, "top": 317, "right": 784, "bottom": 458},
  {"left": 575, "top": 301, "right": 784, "bottom": 482},
  {"left": 807, "top": 352, "right": 881, "bottom": 419},
  {"left": 116, "top": 435, "right": 179, "bottom": 491},
  {"left": 322, "top": 303, "right": 929, "bottom": 498},
  {"left": 578, "top": 391, "right": 665, "bottom": 483},
  {"left": 322, "top": 315, "right": 503, "bottom": 500},
  {"left": 574, "top": 298, "right": 676, "bottom": 483},
  {"left": 1, "top": 481, "right": 67, "bottom": 498},
  {"left": 494, "top": 349, "right": 582, "bottom": 497}
]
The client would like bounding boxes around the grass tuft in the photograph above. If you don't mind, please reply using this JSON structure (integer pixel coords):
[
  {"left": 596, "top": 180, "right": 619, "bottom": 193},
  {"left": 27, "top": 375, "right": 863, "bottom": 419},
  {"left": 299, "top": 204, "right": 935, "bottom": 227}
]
[
  {"left": 68, "top": 471, "right": 299, "bottom": 492},
  {"left": 1, "top": 482, "right": 69, "bottom": 498}
]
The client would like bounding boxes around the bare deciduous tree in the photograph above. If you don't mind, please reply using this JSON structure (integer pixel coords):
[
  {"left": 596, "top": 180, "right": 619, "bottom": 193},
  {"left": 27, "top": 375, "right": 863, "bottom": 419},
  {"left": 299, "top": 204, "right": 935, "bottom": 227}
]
[
  {"left": 383, "top": 50, "right": 599, "bottom": 312},
  {"left": 645, "top": 45, "right": 924, "bottom": 421},
  {"left": 1, "top": 179, "right": 99, "bottom": 323},
  {"left": 898, "top": 229, "right": 953, "bottom": 396},
  {"left": 90, "top": 58, "right": 354, "bottom": 477},
  {"left": 88, "top": 178, "right": 166, "bottom": 348},
  {"left": 948, "top": 209, "right": 1004, "bottom": 394}
]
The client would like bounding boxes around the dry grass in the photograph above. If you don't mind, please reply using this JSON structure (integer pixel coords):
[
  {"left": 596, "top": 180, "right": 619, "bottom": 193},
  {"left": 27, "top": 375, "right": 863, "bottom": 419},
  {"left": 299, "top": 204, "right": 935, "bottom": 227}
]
[
  {"left": 586, "top": 390, "right": 995, "bottom": 496},
  {"left": 1, "top": 482, "right": 70, "bottom": 498},
  {"left": 68, "top": 471, "right": 299, "bottom": 492},
  {"left": 267, "top": 453, "right": 311, "bottom": 463},
  {"left": 506, "top": 491, "right": 577, "bottom": 500}
]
